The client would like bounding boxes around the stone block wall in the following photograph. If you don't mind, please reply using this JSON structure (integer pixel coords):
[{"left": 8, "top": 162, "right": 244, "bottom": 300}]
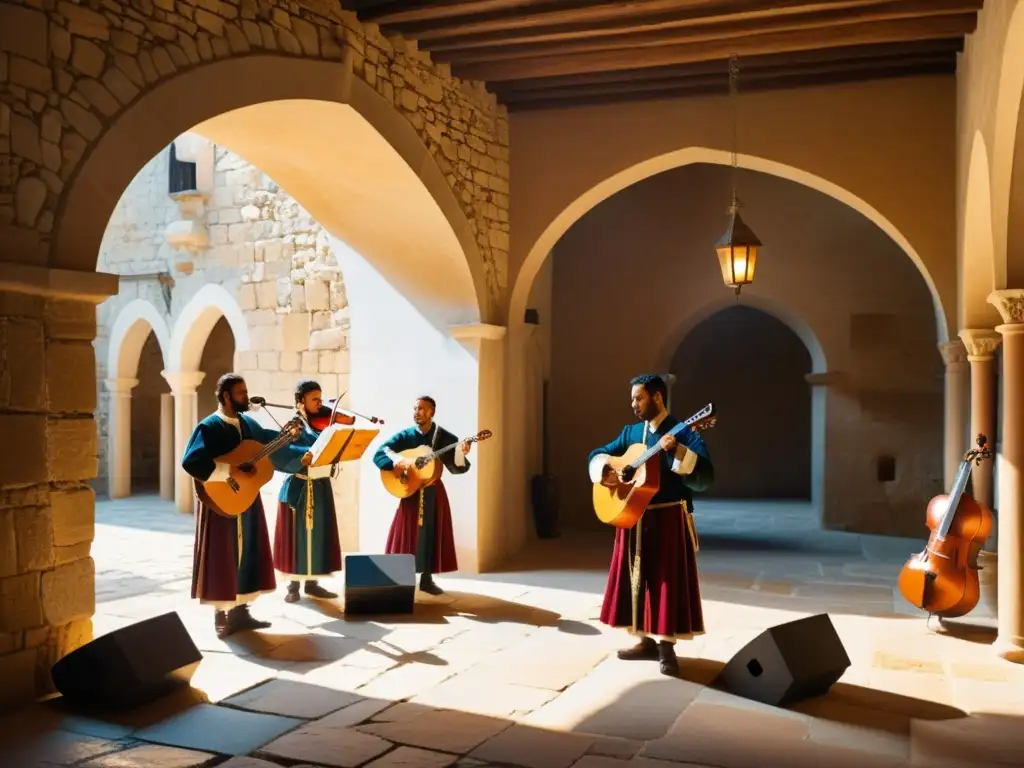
[
  {"left": 95, "top": 138, "right": 359, "bottom": 536},
  {"left": 0, "top": 0, "right": 510, "bottom": 300},
  {"left": 0, "top": 293, "right": 98, "bottom": 710}
]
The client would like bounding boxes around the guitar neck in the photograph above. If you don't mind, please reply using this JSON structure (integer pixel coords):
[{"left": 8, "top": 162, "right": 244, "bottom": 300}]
[
  {"left": 426, "top": 438, "right": 471, "bottom": 462},
  {"left": 630, "top": 408, "right": 708, "bottom": 470},
  {"left": 250, "top": 431, "right": 294, "bottom": 463}
]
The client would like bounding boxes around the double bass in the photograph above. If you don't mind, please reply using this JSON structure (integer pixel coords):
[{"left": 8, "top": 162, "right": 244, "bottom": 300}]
[{"left": 897, "top": 434, "right": 994, "bottom": 618}]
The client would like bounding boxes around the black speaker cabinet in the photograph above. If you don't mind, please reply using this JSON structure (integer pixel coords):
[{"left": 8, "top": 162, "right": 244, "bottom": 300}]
[
  {"left": 344, "top": 554, "right": 416, "bottom": 615},
  {"left": 714, "top": 613, "right": 851, "bottom": 707},
  {"left": 51, "top": 612, "right": 202, "bottom": 710}
]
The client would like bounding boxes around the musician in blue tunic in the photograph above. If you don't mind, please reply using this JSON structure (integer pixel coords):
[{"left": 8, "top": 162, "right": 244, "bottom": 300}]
[
  {"left": 270, "top": 380, "right": 344, "bottom": 603},
  {"left": 372, "top": 396, "right": 472, "bottom": 595},
  {"left": 588, "top": 374, "right": 714, "bottom": 676},
  {"left": 182, "top": 373, "right": 281, "bottom": 638}
]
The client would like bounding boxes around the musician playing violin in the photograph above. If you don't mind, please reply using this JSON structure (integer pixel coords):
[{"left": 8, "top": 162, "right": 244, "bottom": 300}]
[
  {"left": 588, "top": 374, "right": 714, "bottom": 676},
  {"left": 270, "top": 380, "right": 348, "bottom": 603}
]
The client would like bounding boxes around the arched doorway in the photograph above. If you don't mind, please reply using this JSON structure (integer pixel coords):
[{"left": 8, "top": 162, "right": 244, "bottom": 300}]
[
  {"left": 129, "top": 333, "right": 171, "bottom": 496},
  {"left": 195, "top": 318, "right": 235, "bottom": 417},
  {"left": 536, "top": 162, "right": 939, "bottom": 538},
  {"left": 670, "top": 306, "right": 812, "bottom": 501}
]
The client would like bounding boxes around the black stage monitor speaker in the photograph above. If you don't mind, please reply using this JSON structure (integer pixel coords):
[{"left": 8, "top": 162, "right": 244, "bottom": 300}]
[
  {"left": 714, "top": 613, "right": 851, "bottom": 707},
  {"left": 344, "top": 553, "right": 416, "bottom": 615},
  {"left": 51, "top": 612, "right": 202, "bottom": 710}
]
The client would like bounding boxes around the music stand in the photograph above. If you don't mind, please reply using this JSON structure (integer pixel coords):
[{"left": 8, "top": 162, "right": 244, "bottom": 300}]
[{"left": 309, "top": 424, "right": 380, "bottom": 467}]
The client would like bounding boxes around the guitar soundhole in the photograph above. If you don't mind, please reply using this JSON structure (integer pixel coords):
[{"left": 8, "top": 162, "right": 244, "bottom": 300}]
[{"left": 621, "top": 466, "right": 636, "bottom": 484}]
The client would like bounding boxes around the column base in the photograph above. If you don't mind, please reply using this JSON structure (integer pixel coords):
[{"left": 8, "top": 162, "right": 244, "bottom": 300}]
[{"left": 994, "top": 636, "right": 1024, "bottom": 665}]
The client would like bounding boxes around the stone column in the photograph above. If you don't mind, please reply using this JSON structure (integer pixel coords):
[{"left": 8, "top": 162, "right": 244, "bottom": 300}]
[
  {"left": 104, "top": 378, "right": 138, "bottom": 499},
  {"left": 958, "top": 329, "right": 1002, "bottom": 510},
  {"left": 159, "top": 393, "right": 174, "bottom": 501},
  {"left": 161, "top": 371, "right": 206, "bottom": 514},
  {"left": 449, "top": 323, "right": 507, "bottom": 573},
  {"left": 989, "top": 289, "right": 1024, "bottom": 663},
  {"left": 938, "top": 340, "right": 970, "bottom": 489},
  {"left": 0, "top": 263, "right": 117, "bottom": 710}
]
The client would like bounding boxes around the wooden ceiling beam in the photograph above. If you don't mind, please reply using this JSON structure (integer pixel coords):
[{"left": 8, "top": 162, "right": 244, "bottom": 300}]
[
  {"left": 493, "top": 51, "right": 954, "bottom": 101},
  {"left": 350, "top": 0, "right": 554, "bottom": 25},
  {"left": 382, "top": 0, "right": 899, "bottom": 38},
  {"left": 417, "top": 0, "right": 982, "bottom": 53},
  {"left": 489, "top": 38, "right": 962, "bottom": 91},
  {"left": 450, "top": 14, "right": 978, "bottom": 81},
  {"left": 433, "top": 1, "right": 981, "bottom": 62},
  {"left": 501, "top": 60, "right": 957, "bottom": 111}
]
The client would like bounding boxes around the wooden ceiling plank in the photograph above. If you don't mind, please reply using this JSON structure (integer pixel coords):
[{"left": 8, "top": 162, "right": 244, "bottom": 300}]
[
  {"left": 492, "top": 48, "right": 956, "bottom": 96},
  {"left": 501, "top": 61, "right": 957, "bottom": 110},
  {"left": 488, "top": 38, "right": 963, "bottom": 91},
  {"left": 393, "top": 0, "right": 899, "bottom": 40},
  {"left": 355, "top": 0, "right": 577, "bottom": 25},
  {"left": 419, "top": 0, "right": 982, "bottom": 52},
  {"left": 494, "top": 51, "right": 954, "bottom": 100},
  {"left": 434, "top": 1, "right": 982, "bottom": 63},
  {"left": 450, "top": 14, "right": 978, "bottom": 81}
]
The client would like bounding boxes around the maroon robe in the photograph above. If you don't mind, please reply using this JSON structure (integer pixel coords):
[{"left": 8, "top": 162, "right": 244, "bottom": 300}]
[
  {"left": 384, "top": 478, "right": 459, "bottom": 574},
  {"left": 599, "top": 506, "right": 704, "bottom": 638}
]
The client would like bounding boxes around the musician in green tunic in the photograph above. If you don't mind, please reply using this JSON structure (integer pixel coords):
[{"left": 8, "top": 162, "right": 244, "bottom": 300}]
[{"left": 270, "top": 380, "right": 344, "bottom": 602}]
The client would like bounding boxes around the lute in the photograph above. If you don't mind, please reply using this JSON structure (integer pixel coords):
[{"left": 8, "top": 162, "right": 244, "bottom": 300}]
[
  {"left": 592, "top": 403, "right": 717, "bottom": 529},
  {"left": 380, "top": 429, "right": 493, "bottom": 499}
]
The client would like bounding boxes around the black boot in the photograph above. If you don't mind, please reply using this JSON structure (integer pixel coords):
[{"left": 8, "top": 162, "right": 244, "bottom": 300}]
[
  {"left": 657, "top": 640, "right": 679, "bottom": 676},
  {"left": 285, "top": 581, "right": 300, "bottom": 603},
  {"left": 214, "top": 610, "right": 229, "bottom": 638},
  {"left": 304, "top": 580, "right": 338, "bottom": 600},
  {"left": 225, "top": 604, "right": 271, "bottom": 634},
  {"left": 419, "top": 572, "right": 444, "bottom": 596},
  {"left": 617, "top": 636, "right": 658, "bottom": 661}
]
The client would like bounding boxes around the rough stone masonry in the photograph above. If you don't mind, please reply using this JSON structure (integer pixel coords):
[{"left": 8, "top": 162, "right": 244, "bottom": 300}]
[{"left": 0, "top": 0, "right": 510, "bottom": 709}]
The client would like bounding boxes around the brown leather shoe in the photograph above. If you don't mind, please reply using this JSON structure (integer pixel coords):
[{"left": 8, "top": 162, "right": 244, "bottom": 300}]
[
  {"left": 227, "top": 605, "right": 271, "bottom": 633},
  {"left": 304, "top": 581, "right": 338, "bottom": 600},
  {"left": 617, "top": 637, "right": 658, "bottom": 660},
  {"left": 658, "top": 640, "right": 679, "bottom": 676},
  {"left": 284, "top": 582, "right": 300, "bottom": 603},
  {"left": 419, "top": 574, "right": 444, "bottom": 596}
]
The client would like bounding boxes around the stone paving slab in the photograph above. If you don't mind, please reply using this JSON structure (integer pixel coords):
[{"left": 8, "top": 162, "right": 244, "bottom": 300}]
[{"left": 4, "top": 497, "right": 1017, "bottom": 768}]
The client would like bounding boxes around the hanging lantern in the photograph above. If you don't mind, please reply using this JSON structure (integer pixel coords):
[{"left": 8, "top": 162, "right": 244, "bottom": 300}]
[{"left": 715, "top": 194, "right": 761, "bottom": 296}]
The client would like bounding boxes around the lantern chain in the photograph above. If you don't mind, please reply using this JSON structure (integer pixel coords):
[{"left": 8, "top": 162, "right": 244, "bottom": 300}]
[{"left": 728, "top": 53, "right": 741, "bottom": 210}]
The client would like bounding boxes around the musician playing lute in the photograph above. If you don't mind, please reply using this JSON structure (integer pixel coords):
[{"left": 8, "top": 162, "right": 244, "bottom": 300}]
[
  {"left": 372, "top": 396, "right": 472, "bottom": 596},
  {"left": 182, "top": 374, "right": 282, "bottom": 638},
  {"left": 587, "top": 374, "right": 714, "bottom": 676}
]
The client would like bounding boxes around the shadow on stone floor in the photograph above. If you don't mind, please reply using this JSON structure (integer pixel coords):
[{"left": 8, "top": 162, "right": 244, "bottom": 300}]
[{"left": 1, "top": 665, "right": 1015, "bottom": 768}]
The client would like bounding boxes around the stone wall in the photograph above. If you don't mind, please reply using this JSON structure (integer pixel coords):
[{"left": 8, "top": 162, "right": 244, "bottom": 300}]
[
  {"left": 0, "top": 293, "right": 98, "bottom": 710},
  {"left": 0, "top": 0, "right": 510, "bottom": 299},
  {"left": 95, "top": 138, "right": 359, "bottom": 521}
]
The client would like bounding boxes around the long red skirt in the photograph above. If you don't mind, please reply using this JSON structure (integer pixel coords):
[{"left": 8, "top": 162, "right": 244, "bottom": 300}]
[
  {"left": 384, "top": 479, "right": 459, "bottom": 574},
  {"left": 191, "top": 483, "right": 276, "bottom": 610},
  {"left": 599, "top": 504, "right": 704, "bottom": 639}
]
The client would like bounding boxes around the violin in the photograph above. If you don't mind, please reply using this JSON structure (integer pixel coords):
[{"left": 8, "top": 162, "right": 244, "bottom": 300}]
[
  {"left": 897, "top": 434, "right": 994, "bottom": 618},
  {"left": 249, "top": 396, "right": 384, "bottom": 431},
  {"left": 307, "top": 398, "right": 385, "bottom": 432}
]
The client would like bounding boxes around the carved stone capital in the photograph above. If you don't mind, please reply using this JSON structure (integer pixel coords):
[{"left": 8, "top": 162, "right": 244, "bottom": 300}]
[
  {"left": 938, "top": 339, "right": 967, "bottom": 369},
  {"left": 104, "top": 377, "right": 139, "bottom": 394},
  {"left": 958, "top": 329, "right": 1002, "bottom": 361},
  {"left": 162, "top": 370, "right": 206, "bottom": 395},
  {"left": 988, "top": 289, "right": 1024, "bottom": 325}
]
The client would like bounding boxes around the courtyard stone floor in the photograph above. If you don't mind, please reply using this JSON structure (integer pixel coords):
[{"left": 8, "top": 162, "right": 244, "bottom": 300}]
[{"left": 2, "top": 496, "right": 1023, "bottom": 767}]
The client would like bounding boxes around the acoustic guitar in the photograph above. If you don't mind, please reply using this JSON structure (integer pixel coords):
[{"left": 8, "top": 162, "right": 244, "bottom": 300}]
[
  {"left": 199, "top": 417, "right": 304, "bottom": 518},
  {"left": 592, "top": 403, "right": 717, "bottom": 529},
  {"left": 380, "top": 430, "right": 493, "bottom": 499}
]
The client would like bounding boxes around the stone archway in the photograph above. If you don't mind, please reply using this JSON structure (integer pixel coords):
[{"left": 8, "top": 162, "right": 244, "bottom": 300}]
[
  {"left": 104, "top": 300, "right": 173, "bottom": 500},
  {"left": 961, "top": 132, "right": 1002, "bottom": 329},
  {"left": 990, "top": 1, "right": 1024, "bottom": 289},
  {"left": 504, "top": 149, "right": 944, "bottom": 553},
  {"left": 656, "top": 295, "right": 827, "bottom": 514},
  {"left": 164, "top": 284, "right": 250, "bottom": 513}
]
